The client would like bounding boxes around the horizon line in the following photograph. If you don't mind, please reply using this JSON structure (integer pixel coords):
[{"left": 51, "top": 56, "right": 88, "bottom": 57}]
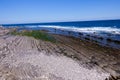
[{"left": 1, "top": 19, "right": 120, "bottom": 25}]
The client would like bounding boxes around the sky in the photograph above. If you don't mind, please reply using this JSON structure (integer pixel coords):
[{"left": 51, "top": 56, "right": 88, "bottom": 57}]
[{"left": 0, "top": 0, "right": 120, "bottom": 24}]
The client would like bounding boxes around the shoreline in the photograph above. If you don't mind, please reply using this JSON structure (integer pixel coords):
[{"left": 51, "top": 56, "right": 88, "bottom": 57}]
[
  {"left": 52, "top": 33, "right": 120, "bottom": 50},
  {"left": 6, "top": 25, "right": 120, "bottom": 49},
  {"left": 0, "top": 27, "right": 120, "bottom": 80}
]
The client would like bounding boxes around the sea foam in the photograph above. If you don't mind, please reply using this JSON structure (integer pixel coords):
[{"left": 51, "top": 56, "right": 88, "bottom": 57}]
[{"left": 26, "top": 25, "right": 120, "bottom": 35}]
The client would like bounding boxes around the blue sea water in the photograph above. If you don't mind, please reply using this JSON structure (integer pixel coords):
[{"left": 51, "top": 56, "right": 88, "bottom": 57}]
[{"left": 2, "top": 19, "right": 120, "bottom": 49}]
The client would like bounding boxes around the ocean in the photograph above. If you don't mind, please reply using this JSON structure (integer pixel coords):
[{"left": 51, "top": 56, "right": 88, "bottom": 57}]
[{"left": 2, "top": 19, "right": 120, "bottom": 49}]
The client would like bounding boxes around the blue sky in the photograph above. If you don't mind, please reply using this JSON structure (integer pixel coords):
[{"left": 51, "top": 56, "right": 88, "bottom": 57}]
[{"left": 0, "top": 0, "right": 120, "bottom": 24}]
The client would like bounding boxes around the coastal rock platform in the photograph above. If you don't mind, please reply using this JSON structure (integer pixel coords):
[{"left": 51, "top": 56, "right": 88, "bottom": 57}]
[{"left": 0, "top": 27, "right": 120, "bottom": 80}]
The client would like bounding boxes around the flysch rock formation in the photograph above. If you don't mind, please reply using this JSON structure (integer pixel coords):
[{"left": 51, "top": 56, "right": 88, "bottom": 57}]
[{"left": 0, "top": 27, "right": 120, "bottom": 80}]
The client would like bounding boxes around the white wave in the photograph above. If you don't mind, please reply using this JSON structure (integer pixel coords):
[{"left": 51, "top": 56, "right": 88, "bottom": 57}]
[{"left": 26, "top": 25, "right": 120, "bottom": 35}]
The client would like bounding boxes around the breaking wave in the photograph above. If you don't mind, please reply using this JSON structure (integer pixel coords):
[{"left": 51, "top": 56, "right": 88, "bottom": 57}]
[{"left": 26, "top": 25, "right": 120, "bottom": 35}]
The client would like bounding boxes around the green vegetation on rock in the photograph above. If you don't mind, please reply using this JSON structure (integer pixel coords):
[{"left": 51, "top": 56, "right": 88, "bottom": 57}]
[{"left": 11, "top": 30, "right": 56, "bottom": 43}]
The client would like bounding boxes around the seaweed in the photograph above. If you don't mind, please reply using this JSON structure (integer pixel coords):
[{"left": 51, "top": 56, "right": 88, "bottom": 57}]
[{"left": 11, "top": 30, "right": 56, "bottom": 43}]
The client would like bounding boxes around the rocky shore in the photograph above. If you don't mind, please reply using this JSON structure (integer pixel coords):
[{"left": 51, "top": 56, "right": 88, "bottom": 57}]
[{"left": 0, "top": 27, "right": 120, "bottom": 80}]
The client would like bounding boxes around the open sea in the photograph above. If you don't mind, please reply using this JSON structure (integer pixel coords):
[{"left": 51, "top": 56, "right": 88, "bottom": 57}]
[{"left": 2, "top": 19, "right": 120, "bottom": 49}]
